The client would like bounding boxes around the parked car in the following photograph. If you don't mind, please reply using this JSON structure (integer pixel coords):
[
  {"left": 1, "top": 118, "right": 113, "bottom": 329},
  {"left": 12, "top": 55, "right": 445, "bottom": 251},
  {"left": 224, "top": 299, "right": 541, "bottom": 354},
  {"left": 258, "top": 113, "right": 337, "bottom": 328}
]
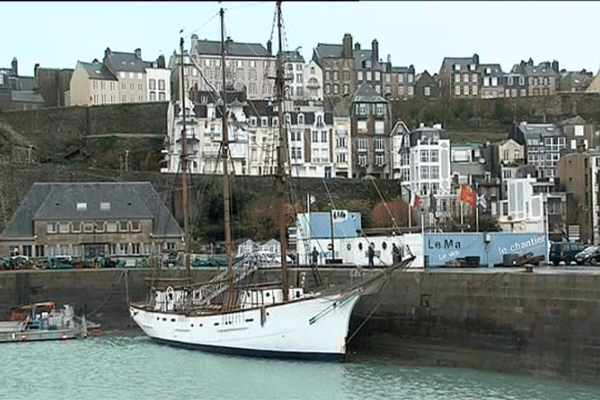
[
  {"left": 575, "top": 245, "right": 600, "bottom": 265},
  {"left": 44, "top": 255, "right": 73, "bottom": 269},
  {"left": 549, "top": 242, "right": 587, "bottom": 266}
]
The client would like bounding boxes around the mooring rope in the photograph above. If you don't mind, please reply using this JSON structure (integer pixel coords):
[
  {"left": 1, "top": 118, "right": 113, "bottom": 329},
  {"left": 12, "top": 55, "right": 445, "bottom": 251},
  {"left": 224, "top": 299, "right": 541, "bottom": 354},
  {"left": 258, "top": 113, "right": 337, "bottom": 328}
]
[{"left": 85, "top": 270, "right": 126, "bottom": 317}]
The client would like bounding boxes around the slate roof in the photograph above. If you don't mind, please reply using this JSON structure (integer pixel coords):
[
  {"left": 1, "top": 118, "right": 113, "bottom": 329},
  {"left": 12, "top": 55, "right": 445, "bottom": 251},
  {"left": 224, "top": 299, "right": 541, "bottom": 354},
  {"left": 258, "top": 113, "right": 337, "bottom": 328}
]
[
  {"left": 409, "top": 127, "right": 448, "bottom": 146},
  {"left": 439, "top": 56, "right": 477, "bottom": 74},
  {"left": 524, "top": 62, "right": 558, "bottom": 77},
  {"left": 352, "top": 82, "right": 387, "bottom": 103},
  {"left": 282, "top": 51, "right": 304, "bottom": 63},
  {"left": 306, "top": 212, "right": 362, "bottom": 239},
  {"left": 1, "top": 182, "right": 182, "bottom": 239},
  {"left": 478, "top": 63, "right": 503, "bottom": 77},
  {"left": 10, "top": 91, "right": 45, "bottom": 103},
  {"left": 105, "top": 51, "right": 147, "bottom": 73},
  {"left": 79, "top": 61, "right": 117, "bottom": 80},
  {"left": 312, "top": 43, "right": 344, "bottom": 59},
  {"left": 194, "top": 40, "right": 271, "bottom": 57}
]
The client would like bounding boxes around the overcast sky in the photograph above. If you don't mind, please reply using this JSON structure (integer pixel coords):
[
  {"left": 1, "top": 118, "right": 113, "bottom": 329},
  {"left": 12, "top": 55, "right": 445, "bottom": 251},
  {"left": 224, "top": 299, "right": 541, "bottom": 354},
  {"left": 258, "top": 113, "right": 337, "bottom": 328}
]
[{"left": 3, "top": 1, "right": 599, "bottom": 77}]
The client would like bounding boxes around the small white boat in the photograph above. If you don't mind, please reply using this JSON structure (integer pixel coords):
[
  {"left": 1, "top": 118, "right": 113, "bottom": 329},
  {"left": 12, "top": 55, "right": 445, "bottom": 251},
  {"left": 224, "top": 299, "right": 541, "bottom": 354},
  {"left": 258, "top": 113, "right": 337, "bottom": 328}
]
[{"left": 0, "top": 302, "right": 88, "bottom": 343}]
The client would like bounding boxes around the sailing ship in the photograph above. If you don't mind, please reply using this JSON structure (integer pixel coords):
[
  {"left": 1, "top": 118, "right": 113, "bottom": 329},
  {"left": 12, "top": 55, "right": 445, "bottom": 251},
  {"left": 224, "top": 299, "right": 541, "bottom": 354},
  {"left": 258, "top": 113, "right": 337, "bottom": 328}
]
[{"left": 129, "top": 2, "right": 414, "bottom": 361}]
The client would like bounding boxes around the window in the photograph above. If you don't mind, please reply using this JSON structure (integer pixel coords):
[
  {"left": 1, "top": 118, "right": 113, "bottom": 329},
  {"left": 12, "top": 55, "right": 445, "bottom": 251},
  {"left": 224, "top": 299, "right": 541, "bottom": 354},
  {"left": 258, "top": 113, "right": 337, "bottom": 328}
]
[
  {"left": 375, "top": 138, "right": 384, "bottom": 151},
  {"left": 321, "top": 131, "right": 327, "bottom": 143},
  {"left": 407, "top": 86, "right": 414, "bottom": 96},
  {"left": 358, "top": 138, "right": 367, "bottom": 151},
  {"left": 312, "top": 131, "right": 319, "bottom": 143},
  {"left": 358, "top": 154, "right": 367, "bottom": 166},
  {"left": 120, "top": 244, "right": 128, "bottom": 255},
  {"left": 47, "top": 222, "right": 56, "bottom": 234},
  {"left": 420, "top": 150, "right": 428, "bottom": 162},
  {"left": 59, "top": 222, "right": 69, "bottom": 234},
  {"left": 430, "top": 149, "right": 439, "bottom": 162},
  {"left": 430, "top": 166, "right": 439, "bottom": 179},
  {"left": 366, "top": 71, "right": 372, "bottom": 81},
  {"left": 454, "top": 74, "right": 461, "bottom": 83},
  {"left": 421, "top": 166, "right": 429, "bottom": 179},
  {"left": 375, "top": 120, "right": 385, "bottom": 134},
  {"left": 453, "top": 64, "right": 460, "bottom": 71},
  {"left": 150, "top": 92, "right": 156, "bottom": 101},
  {"left": 424, "top": 87, "right": 431, "bottom": 96},
  {"left": 159, "top": 92, "right": 166, "bottom": 101},
  {"left": 131, "top": 243, "right": 140, "bottom": 255},
  {"left": 375, "top": 154, "right": 384, "bottom": 166},
  {"left": 119, "top": 221, "right": 128, "bottom": 232},
  {"left": 106, "top": 222, "right": 118, "bottom": 233}
]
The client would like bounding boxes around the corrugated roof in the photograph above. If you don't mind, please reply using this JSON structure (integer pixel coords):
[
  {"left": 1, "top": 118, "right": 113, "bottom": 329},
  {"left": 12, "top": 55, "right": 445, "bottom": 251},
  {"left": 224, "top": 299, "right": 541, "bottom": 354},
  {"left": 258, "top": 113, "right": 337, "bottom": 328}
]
[
  {"left": 1, "top": 182, "right": 182, "bottom": 238},
  {"left": 194, "top": 40, "right": 272, "bottom": 57}
]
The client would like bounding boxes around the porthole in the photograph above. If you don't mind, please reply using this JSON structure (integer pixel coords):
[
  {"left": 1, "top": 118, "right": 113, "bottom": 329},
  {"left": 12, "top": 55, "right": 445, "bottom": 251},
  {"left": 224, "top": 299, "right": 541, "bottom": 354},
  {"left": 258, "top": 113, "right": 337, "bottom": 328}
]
[
  {"left": 266, "top": 292, "right": 270, "bottom": 297},
  {"left": 382, "top": 242, "right": 387, "bottom": 250},
  {"left": 347, "top": 243, "right": 351, "bottom": 251},
  {"left": 358, "top": 243, "right": 363, "bottom": 251}
]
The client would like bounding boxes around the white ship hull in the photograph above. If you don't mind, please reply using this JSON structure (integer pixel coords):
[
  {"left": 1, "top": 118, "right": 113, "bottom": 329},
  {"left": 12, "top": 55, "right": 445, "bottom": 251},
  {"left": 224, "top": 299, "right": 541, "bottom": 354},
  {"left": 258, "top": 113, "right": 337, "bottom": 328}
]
[{"left": 129, "top": 291, "right": 361, "bottom": 361}]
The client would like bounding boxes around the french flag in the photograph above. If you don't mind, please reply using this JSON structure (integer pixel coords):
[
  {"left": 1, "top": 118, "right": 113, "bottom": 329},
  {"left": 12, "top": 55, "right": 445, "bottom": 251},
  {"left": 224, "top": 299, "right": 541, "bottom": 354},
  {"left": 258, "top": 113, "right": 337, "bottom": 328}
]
[{"left": 407, "top": 188, "right": 421, "bottom": 209}]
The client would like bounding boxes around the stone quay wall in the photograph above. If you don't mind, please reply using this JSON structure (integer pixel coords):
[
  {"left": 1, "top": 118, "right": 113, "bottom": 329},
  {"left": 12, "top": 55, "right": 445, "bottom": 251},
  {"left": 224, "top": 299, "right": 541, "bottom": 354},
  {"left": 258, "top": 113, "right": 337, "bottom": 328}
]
[{"left": 1, "top": 267, "right": 599, "bottom": 384}]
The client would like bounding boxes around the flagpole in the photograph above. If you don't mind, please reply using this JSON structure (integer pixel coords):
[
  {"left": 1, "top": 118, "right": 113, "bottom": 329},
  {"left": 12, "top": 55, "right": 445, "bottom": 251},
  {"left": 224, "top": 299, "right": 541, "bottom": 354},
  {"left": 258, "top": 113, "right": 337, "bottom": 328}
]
[
  {"left": 476, "top": 197, "right": 479, "bottom": 233},
  {"left": 460, "top": 198, "right": 464, "bottom": 233}
]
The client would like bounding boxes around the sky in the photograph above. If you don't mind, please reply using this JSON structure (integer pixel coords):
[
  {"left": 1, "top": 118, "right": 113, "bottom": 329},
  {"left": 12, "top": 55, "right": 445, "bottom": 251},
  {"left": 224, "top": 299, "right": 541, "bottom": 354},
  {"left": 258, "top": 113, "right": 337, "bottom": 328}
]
[{"left": 2, "top": 1, "right": 600, "bottom": 77}]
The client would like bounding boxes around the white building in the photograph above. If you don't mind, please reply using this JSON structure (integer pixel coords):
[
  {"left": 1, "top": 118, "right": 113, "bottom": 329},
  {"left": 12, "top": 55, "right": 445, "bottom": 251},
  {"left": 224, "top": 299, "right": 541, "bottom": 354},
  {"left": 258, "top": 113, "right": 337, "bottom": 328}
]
[
  {"left": 145, "top": 57, "right": 170, "bottom": 102},
  {"left": 161, "top": 97, "right": 201, "bottom": 174}
]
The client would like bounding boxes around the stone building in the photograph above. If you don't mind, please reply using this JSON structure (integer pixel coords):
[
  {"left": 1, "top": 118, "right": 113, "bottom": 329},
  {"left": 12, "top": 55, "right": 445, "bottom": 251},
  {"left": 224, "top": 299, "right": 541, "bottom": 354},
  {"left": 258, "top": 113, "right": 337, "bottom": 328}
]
[{"left": 0, "top": 182, "right": 183, "bottom": 266}]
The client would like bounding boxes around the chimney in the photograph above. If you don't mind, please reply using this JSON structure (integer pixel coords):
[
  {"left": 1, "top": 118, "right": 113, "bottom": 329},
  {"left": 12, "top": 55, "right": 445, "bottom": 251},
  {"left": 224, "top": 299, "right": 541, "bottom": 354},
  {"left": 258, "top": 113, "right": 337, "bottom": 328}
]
[
  {"left": 34, "top": 63, "right": 39, "bottom": 78},
  {"left": 387, "top": 54, "right": 391, "bottom": 64},
  {"left": 157, "top": 55, "right": 166, "bottom": 69},
  {"left": 191, "top": 34, "right": 198, "bottom": 53},
  {"left": 104, "top": 47, "right": 112, "bottom": 63},
  {"left": 472, "top": 53, "right": 479, "bottom": 66},
  {"left": 267, "top": 40, "right": 272, "bottom": 55},
  {"left": 11, "top": 57, "right": 18, "bottom": 77},
  {"left": 552, "top": 60, "right": 559, "bottom": 74},
  {"left": 343, "top": 33, "right": 353, "bottom": 58},
  {"left": 371, "top": 39, "right": 379, "bottom": 62},
  {"left": 354, "top": 42, "right": 361, "bottom": 51},
  {"left": 135, "top": 48, "right": 142, "bottom": 59}
]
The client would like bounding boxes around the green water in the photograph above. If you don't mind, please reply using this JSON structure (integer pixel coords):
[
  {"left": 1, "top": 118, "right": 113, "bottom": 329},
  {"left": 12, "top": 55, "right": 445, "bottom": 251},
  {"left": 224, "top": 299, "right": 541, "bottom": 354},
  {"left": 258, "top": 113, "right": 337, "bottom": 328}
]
[{"left": 2, "top": 332, "right": 599, "bottom": 400}]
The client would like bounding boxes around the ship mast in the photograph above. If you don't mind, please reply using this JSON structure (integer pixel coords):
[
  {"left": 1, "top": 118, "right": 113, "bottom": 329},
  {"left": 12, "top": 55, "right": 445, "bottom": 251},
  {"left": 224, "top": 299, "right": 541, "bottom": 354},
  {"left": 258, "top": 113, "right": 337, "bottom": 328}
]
[
  {"left": 180, "top": 37, "right": 191, "bottom": 276},
  {"left": 275, "top": 0, "right": 289, "bottom": 302},
  {"left": 220, "top": 8, "right": 235, "bottom": 308}
]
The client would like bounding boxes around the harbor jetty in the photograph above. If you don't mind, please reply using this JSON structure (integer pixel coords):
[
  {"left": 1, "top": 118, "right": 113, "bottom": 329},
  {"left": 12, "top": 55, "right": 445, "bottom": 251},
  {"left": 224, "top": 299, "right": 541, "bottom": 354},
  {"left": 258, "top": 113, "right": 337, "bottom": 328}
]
[{"left": 0, "top": 266, "right": 599, "bottom": 384}]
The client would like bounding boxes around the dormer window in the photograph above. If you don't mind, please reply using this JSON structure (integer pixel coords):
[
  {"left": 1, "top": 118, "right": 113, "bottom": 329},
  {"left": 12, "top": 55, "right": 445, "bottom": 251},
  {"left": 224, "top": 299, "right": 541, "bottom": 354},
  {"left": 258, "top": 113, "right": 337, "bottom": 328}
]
[
  {"left": 100, "top": 202, "right": 110, "bottom": 211},
  {"left": 261, "top": 117, "right": 268, "bottom": 126},
  {"left": 469, "top": 64, "right": 476, "bottom": 71},
  {"left": 77, "top": 203, "right": 87, "bottom": 211},
  {"left": 250, "top": 116, "right": 257, "bottom": 126},
  {"left": 272, "top": 117, "right": 278, "bottom": 126},
  {"left": 298, "top": 114, "right": 304, "bottom": 125},
  {"left": 454, "top": 64, "right": 461, "bottom": 71}
]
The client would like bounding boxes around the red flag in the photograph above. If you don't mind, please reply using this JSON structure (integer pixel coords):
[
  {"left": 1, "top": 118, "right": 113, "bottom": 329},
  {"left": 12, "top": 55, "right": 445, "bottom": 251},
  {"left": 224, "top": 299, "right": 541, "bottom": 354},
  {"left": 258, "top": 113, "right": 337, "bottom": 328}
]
[{"left": 460, "top": 185, "right": 476, "bottom": 206}]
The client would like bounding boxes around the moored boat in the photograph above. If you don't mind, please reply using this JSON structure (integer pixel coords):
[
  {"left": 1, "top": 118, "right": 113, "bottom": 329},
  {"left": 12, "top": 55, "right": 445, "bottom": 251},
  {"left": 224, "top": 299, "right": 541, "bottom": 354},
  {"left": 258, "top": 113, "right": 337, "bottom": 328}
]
[{"left": 0, "top": 301, "right": 88, "bottom": 343}]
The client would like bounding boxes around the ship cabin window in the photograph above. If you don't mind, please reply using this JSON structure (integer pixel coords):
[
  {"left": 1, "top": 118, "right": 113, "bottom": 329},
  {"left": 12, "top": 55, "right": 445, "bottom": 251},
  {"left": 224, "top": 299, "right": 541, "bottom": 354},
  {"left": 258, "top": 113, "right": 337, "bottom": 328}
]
[{"left": 358, "top": 242, "right": 363, "bottom": 251}]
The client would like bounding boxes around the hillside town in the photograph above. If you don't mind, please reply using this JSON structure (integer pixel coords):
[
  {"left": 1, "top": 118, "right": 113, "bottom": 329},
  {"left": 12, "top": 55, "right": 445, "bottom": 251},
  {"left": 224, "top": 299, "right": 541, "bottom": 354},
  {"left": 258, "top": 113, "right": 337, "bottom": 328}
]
[{"left": 1, "top": 29, "right": 600, "bottom": 260}]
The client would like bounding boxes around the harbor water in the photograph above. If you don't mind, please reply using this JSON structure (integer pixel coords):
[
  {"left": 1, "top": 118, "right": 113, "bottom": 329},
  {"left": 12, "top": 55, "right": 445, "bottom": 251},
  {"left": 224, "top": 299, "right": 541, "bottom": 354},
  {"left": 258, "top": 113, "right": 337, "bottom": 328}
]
[{"left": 2, "top": 331, "right": 600, "bottom": 400}]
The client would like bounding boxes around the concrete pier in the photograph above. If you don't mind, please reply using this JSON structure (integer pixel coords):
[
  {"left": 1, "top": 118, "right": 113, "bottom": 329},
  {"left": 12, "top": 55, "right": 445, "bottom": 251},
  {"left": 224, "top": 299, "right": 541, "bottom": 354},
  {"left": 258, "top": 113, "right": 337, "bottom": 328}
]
[{"left": 0, "top": 266, "right": 598, "bottom": 384}]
